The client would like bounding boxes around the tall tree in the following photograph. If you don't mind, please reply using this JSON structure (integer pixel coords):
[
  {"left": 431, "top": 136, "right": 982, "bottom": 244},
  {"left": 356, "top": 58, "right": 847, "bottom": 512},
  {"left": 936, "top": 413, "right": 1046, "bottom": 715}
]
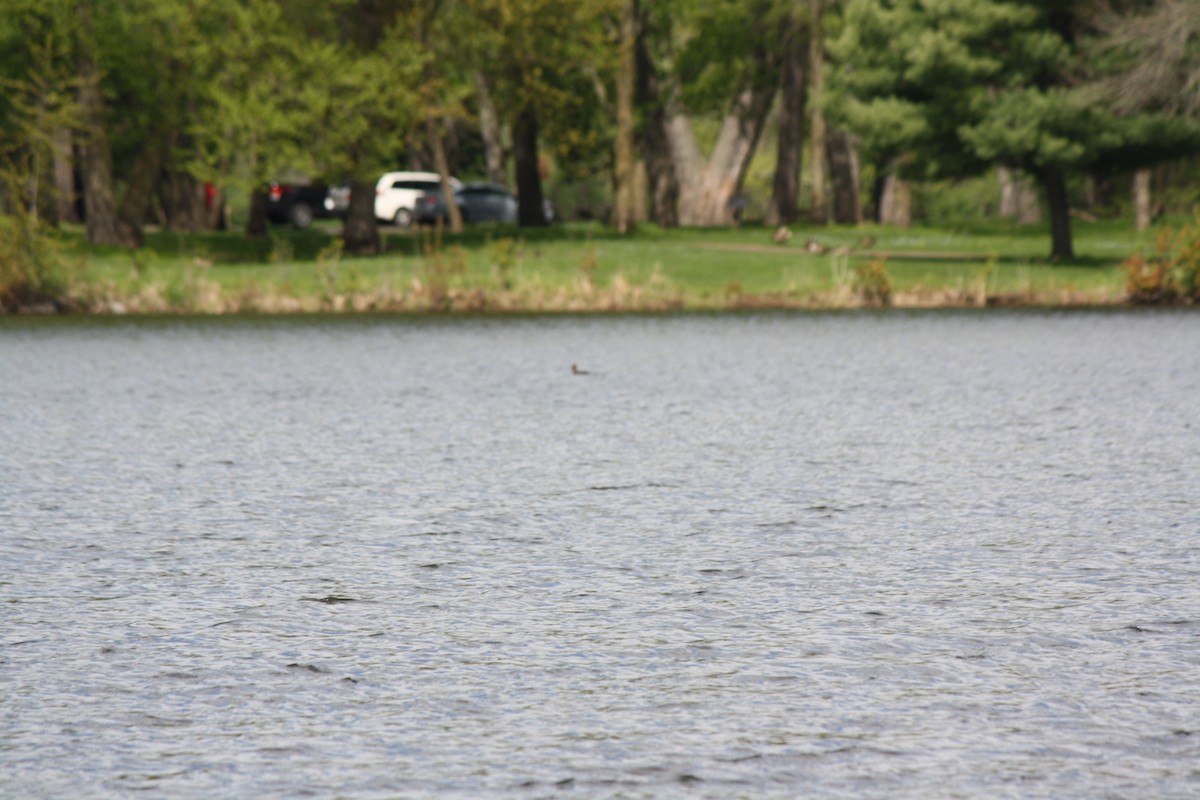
[
  {"left": 406, "top": 2, "right": 468, "bottom": 233},
  {"left": 0, "top": 2, "right": 79, "bottom": 225},
  {"left": 807, "top": 0, "right": 829, "bottom": 223},
  {"left": 103, "top": 0, "right": 200, "bottom": 239},
  {"left": 613, "top": 0, "right": 638, "bottom": 233},
  {"left": 638, "top": 0, "right": 785, "bottom": 226},
  {"left": 1095, "top": 0, "right": 1200, "bottom": 229},
  {"left": 766, "top": 3, "right": 809, "bottom": 226},
  {"left": 674, "top": 0, "right": 782, "bottom": 225},
  {"left": 468, "top": 0, "right": 616, "bottom": 228},
  {"left": 830, "top": 0, "right": 1200, "bottom": 258},
  {"left": 74, "top": 0, "right": 131, "bottom": 246},
  {"left": 207, "top": 0, "right": 427, "bottom": 250},
  {"left": 635, "top": 0, "right": 679, "bottom": 226},
  {"left": 473, "top": 71, "right": 507, "bottom": 184},
  {"left": 827, "top": 128, "right": 862, "bottom": 224},
  {"left": 1099, "top": 0, "right": 1200, "bottom": 119}
]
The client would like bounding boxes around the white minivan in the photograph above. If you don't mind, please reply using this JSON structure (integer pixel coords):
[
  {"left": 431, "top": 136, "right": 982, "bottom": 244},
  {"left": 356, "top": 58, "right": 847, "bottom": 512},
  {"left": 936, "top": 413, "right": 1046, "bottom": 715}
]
[{"left": 374, "top": 171, "right": 461, "bottom": 227}]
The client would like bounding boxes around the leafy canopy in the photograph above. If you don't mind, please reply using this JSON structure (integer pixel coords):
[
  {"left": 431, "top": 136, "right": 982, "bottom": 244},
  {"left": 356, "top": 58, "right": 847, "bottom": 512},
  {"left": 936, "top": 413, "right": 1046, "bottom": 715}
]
[{"left": 827, "top": 0, "right": 1200, "bottom": 178}]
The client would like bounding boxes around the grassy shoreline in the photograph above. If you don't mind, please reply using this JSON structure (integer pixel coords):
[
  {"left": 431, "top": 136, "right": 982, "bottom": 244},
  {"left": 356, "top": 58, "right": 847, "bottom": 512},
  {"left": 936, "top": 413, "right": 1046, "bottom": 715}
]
[{"left": 5, "top": 218, "right": 1186, "bottom": 315}]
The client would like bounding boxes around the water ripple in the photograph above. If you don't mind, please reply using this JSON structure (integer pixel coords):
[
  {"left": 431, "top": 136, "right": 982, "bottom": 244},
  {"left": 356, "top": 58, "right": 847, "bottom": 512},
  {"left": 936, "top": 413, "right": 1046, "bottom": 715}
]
[{"left": 2, "top": 311, "right": 1199, "bottom": 798}]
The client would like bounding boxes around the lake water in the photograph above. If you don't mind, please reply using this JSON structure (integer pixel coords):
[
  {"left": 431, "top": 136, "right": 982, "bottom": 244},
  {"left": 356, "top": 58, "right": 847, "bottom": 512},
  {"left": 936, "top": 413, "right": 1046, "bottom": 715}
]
[{"left": 2, "top": 310, "right": 1199, "bottom": 798}]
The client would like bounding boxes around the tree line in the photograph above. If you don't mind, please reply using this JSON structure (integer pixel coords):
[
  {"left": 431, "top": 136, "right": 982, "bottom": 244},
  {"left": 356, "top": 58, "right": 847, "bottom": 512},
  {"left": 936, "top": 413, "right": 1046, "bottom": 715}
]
[{"left": 2, "top": 0, "right": 1198, "bottom": 259}]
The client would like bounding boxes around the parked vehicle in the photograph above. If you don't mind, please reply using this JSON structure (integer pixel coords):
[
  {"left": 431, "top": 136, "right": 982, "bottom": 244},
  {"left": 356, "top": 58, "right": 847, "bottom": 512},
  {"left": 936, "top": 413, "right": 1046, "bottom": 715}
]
[
  {"left": 414, "top": 182, "right": 520, "bottom": 225},
  {"left": 265, "top": 182, "right": 349, "bottom": 228},
  {"left": 375, "top": 171, "right": 461, "bottom": 228}
]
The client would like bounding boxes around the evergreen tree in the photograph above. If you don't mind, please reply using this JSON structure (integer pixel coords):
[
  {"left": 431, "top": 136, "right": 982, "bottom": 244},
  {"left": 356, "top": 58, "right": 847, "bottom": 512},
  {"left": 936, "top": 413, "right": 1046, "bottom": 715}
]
[{"left": 830, "top": 0, "right": 1200, "bottom": 257}]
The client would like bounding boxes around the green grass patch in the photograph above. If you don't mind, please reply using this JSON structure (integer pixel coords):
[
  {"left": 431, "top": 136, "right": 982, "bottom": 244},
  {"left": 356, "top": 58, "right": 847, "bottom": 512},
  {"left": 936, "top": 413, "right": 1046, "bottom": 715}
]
[{"left": 15, "top": 216, "right": 1171, "bottom": 314}]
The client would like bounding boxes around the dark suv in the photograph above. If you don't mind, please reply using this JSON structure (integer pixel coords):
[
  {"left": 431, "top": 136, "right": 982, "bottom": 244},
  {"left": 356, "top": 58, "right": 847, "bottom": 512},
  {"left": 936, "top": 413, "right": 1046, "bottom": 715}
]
[
  {"left": 414, "top": 183, "right": 520, "bottom": 225},
  {"left": 265, "top": 182, "right": 350, "bottom": 228}
]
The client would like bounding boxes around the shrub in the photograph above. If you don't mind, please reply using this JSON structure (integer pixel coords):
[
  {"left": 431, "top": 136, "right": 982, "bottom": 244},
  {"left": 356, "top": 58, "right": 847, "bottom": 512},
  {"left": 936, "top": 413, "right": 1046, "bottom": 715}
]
[
  {"left": 0, "top": 208, "right": 69, "bottom": 311},
  {"left": 0, "top": 37, "right": 78, "bottom": 311},
  {"left": 852, "top": 258, "right": 893, "bottom": 306},
  {"left": 1126, "top": 216, "right": 1200, "bottom": 304}
]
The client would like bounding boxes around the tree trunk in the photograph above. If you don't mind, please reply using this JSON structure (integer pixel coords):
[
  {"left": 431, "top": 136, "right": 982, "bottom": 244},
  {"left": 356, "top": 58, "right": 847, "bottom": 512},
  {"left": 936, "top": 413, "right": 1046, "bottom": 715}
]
[
  {"left": 428, "top": 118, "right": 463, "bottom": 233},
  {"left": 474, "top": 72, "right": 507, "bottom": 186},
  {"left": 635, "top": 9, "right": 679, "bottom": 227},
  {"left": 999, "top": 166, "right": 1042, "bottom": 224},
  {"left": 76, "top": 1, "right": 131, "bottom": 247},
  {"left": 613, "top": 0, "right": 638, "bottom": 234},
  {"left": 53, "top": 127, "right": 78, "bottom": 224},
  {"left": 513, "top": 107, "right": 547, "bottom": 227},
  {"left": 998, "top": 166, "right": 1018, "bottom": 217},
  {"left": 878, "top": 171, "right": 911, "bottom": 227},
  {"left": 639, "top": 0, "right": 776, "bottom": 228},
  {"left": 117, "top": 133, "right": 169, "bottom": 247},
  {"left": 827, "top": 128, "right": 861, "bottom": 225},
  {"left": 343, "top": 178, "right": 379, "bottom": 255},
  {"left": 1042, "top": 165, "right": 1074, "bottom": 258},
  {"left": 673, "top": 83, "right": 775, "bottom": 226},
  {"left": 643, "top": 121, "right": 679, "bottom": 227},
  {"left": 869, "top": 170, "right": 885, "bottom": 222},
  {"left": 634, "top": 161, "right": 649, "bottom": 221},
  {"left": 1134, "top": 168, "right": 1152, "bottom": 231},
  {"left": 246, "top": 189, "right": 268, "bottom": 238},
  {"left": 808, "top": 0, "right": 828, "bottom": 224},
  {"left": 206, "top": 186, "right": 228, "bottom": 231},
  {"left": 161, "top": 170, "right": 208, "bottom": 232},
  {"left": 767, "top": 9, "right": 808, "bottom": 226}
]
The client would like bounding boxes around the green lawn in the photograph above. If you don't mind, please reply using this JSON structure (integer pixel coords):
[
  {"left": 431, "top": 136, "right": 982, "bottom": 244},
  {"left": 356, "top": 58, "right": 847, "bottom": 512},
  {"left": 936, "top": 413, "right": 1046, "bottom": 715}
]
[{"left": 30, "top": 216, "right": 1164, "bottom": 314}]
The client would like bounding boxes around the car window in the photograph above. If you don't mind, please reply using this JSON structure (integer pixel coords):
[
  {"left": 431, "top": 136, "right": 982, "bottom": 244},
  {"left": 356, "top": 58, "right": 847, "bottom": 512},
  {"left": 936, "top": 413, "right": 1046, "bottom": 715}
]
[{"left": 392, "top": 180, "right": 434, "bottom": 190}]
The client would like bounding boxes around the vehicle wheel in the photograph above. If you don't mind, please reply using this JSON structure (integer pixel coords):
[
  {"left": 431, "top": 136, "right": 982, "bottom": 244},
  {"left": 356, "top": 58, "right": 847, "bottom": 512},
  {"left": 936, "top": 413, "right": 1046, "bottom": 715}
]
[
  {"left": 393, "top": 208, "right": 413, "bottom": 228},
  {"left": 290, "top": 203, "right": 314, "bottom": 229}
]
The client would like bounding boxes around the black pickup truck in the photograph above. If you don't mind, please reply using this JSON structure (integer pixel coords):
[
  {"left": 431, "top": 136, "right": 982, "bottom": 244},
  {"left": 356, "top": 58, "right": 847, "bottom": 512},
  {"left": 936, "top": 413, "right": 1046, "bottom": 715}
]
[{"left": 265, "top": 182, "right": 350, "bottom": 228}]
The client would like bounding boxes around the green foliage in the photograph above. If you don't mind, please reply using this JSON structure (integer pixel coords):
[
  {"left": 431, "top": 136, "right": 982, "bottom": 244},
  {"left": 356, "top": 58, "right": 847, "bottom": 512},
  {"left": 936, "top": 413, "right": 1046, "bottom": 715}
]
[
  {"left": 98, "top": 0, "right": 198, "bottom": 174},
  {"left": 184, "top": 0, "right": 369, "bottom": 185},
  {"left": 829, "top": 0, "right": 1198, "bottom": 179},
  {"left": 852, "top": 258, "right": 892, "bottom": 306},
  {"left": 915, "top": 174, "right": 999, "bottom": 227},
  {"left": 0, "top": 0, "right": 75, "bottom": 104},
  {"left": 673, "top": 0, "right": 785, "bottom": 112},
  {"left": 1095, "top": 0, "right": 1200, "bottom": 118},
  {"left": 1125, "top": 216, "right": 1200, "bottom": 304},
  {"left": 829, "top": 0, "right": 1058, "bottom": 172},
  {"left": 0, "top": 18, "right": 79, "bottom": 309},
  {"left": 94, "top": 0, "right": 428, "bottom": 192},
  {"left": 184, "top": 0, "right": 306, "bottom": 183},
  {"left": 961, "top": 86, "right": 1122, "bottom": 170},
  {"left": 0, "top": 206, "right": 69, "bottom": 311},
  {"left": 466, "top": 0, "right": 618, "bottom": 179},
  {"left": 0, "top": 18, "right": 80, "bottom": 209}
]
